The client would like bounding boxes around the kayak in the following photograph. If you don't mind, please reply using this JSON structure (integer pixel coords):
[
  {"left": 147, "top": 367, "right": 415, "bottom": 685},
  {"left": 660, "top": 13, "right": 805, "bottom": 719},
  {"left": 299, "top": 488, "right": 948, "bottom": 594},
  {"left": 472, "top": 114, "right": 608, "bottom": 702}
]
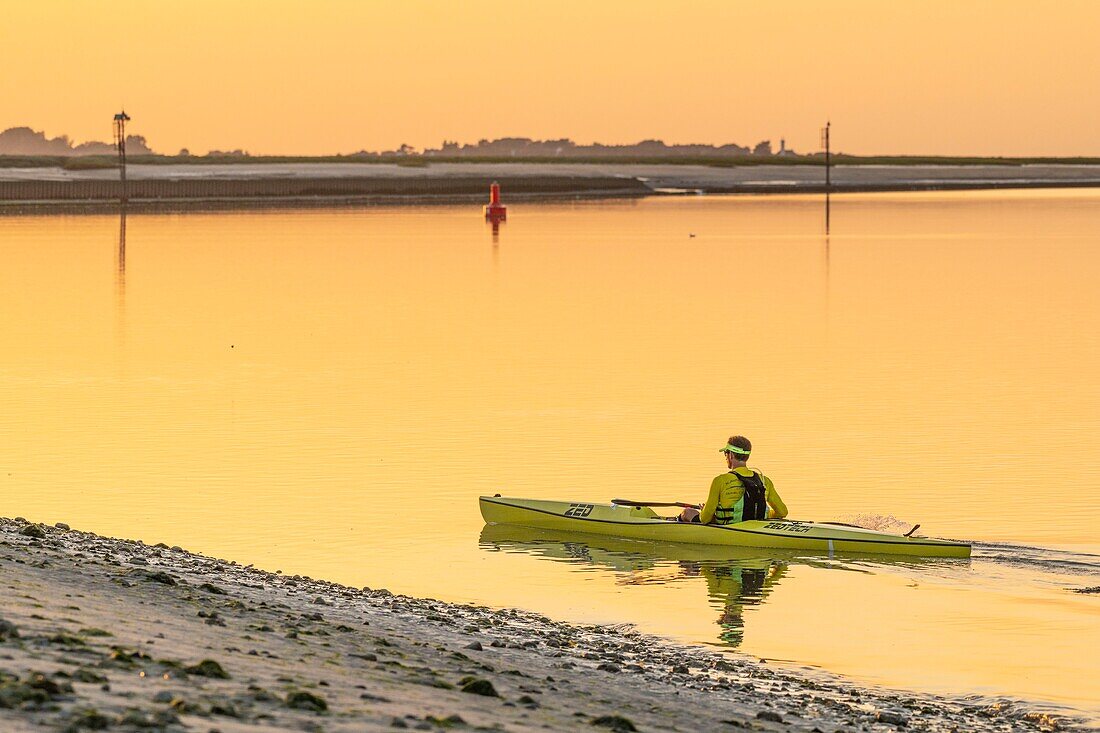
[
  {"left": 479, "top": 495, "right": 972, "bottom": 558},
  {"left": 479, "top": 524, "right": 956, "bottom": 568}
]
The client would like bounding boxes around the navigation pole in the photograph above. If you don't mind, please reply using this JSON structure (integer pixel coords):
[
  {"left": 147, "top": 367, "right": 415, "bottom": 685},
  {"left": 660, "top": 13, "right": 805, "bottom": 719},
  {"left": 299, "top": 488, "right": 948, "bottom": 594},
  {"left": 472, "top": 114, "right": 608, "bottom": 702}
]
[{"left": 113, "top": 110, "right": 130, "bottom": 204}]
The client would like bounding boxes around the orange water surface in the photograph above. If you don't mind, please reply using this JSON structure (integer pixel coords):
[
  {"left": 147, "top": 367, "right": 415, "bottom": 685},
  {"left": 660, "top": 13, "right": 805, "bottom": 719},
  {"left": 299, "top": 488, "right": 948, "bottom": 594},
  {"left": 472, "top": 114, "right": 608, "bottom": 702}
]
[{"left": 1, "top": 191, "right": 1097, "bottom": 721}]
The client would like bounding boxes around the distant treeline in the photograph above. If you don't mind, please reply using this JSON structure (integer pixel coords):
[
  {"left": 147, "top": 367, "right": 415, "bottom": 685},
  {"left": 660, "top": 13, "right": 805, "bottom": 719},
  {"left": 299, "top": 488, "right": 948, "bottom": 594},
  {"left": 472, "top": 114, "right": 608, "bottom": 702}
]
[
  {"left": 418, "top": 137, "right": 778, "bottom": 158},
  {"left": 3, "top": 128, "right": 1100, "bottom": 167},
  {"left": 0, "top": 126, "right": 154, "bottom": 157},
  {"left": 0, "top": 127, "right": 784, "bottom": 159},
  {"left": 5, "top": 153, "right": 1100, "bottom": 170}
]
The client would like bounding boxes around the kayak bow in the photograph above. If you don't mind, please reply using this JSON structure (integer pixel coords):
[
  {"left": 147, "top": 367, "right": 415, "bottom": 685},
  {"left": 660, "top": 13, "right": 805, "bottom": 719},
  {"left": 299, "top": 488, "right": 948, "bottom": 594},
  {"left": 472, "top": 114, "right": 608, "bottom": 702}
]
[{"left": 479, "top": 496, "right": 971, "bottom": 558}]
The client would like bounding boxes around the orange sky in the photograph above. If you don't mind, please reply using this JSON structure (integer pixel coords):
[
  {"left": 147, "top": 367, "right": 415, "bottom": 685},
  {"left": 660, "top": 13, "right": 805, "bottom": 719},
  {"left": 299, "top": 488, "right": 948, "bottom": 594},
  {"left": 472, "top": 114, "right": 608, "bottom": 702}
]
[{"left": 2, "top": 1, "right": 1098, "bottom": 156}]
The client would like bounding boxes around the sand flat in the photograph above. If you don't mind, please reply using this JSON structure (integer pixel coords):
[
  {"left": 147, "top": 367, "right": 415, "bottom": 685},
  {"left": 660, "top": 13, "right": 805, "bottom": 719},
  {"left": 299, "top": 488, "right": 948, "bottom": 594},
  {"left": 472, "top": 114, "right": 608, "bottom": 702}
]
[{"left": 3, "top": 161, "right": 1100, "bottom": 190}]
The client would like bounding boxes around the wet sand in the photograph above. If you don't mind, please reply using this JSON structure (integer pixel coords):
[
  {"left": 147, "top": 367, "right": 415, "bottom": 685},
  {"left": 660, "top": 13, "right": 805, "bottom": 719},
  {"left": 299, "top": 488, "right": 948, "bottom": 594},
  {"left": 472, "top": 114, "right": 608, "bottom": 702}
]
[{"left": 0, "top": 517, "right": 1079, "bottom": 732}]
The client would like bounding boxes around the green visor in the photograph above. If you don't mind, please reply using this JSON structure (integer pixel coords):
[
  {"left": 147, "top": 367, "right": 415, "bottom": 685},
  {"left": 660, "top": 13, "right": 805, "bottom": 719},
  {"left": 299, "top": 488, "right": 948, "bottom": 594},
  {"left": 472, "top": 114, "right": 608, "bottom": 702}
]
[{"left": 720, "top": 444, "right": 751, "bottom": 456}]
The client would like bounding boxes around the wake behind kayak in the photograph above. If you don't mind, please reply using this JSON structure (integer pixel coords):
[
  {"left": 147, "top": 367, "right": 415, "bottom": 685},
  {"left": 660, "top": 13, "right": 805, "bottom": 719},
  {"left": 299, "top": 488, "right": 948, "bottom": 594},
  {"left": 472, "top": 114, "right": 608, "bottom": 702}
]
[{"left": 479, "top": 495, "right": 971, "bottom": 558}]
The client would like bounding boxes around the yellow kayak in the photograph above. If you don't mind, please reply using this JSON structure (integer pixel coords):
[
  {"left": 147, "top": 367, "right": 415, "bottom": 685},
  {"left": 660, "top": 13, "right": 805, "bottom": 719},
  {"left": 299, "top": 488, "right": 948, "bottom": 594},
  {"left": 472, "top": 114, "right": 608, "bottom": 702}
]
[{"left": 479, "top": 495, "right": 971, "bottom": 558}]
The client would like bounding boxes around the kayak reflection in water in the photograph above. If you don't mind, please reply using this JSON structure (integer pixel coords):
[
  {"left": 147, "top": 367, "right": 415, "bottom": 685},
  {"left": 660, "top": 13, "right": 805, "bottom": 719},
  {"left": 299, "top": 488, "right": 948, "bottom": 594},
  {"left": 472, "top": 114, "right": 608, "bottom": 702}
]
[
  {"left": 619, "top": 556, "right": 789, "bottom": 647},
  {"left": 679, "top": 435, "right": 788, "bottom": 524},
  {"left": 681, "top": 561, "right": 788, "bottom": 647},
  {"left": 478, "top": 524, "right": 794, "bottom": 648}
]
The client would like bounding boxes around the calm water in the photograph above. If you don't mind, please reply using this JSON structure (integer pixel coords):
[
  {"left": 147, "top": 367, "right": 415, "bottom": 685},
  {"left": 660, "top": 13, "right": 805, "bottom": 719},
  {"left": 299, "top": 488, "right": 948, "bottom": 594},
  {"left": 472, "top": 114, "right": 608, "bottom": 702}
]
[{"left": 2, "top": 192, "right": 1098, "bottom": 722}]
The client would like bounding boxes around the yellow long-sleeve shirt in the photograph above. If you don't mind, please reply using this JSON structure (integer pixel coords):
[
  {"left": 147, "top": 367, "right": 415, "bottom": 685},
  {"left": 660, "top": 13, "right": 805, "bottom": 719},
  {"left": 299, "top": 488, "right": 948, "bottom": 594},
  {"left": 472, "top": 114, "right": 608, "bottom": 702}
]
[{"left": 699, "top": 466, "right": 788, "bottom": 525}]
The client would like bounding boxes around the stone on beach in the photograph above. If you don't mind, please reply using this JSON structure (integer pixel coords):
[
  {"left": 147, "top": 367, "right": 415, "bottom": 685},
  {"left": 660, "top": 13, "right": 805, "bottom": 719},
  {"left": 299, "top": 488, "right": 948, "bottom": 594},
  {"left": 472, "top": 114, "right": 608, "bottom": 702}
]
[
  {"left": 209, "top": 698, "right": 242, "bottom": 717},
  {"left": 426, "top": 713, "right": 466, "bottom": 727},
  {"left": 877, "top": 710, "right": 910, "bottom": 726},
  {"left": 72, "top": 669, "right": 107, "bottom": 684},
  {"left": 0, "top": 618, "right": 19, "bottom": 641},
  {"left": 118, "top": 708, "right": 180, "bottom": 728},
  {"left": 49, "top": 632, "right": 87, "bottom": 646},
  {"left": 129, "top": 568, "right": 178, "bottom": 585},
  {"left": 20, "top": 523, "right": 47, "bottom": 539},
  {"left": 0, "top": 672, "right": 72, "bottom": 708},
  {"left": 79, "top": 627, "right": 113, "bottom": 637},
  {"left": 107, "top": 647, "right": 153, "bottom": 667},
  {"left": 184, "top": 659, "right": 230, "bottom": 678},
  {"left": 591, "top": 714, "right": 638, "bottom": 731},
  {"left": 459, "top": 678, "right": 499, "bottom": 697},
  {"left": 286, "top": 689, "right": 328, "bottom": 712},
  {"left": 64, "top": 707, "right": 111, "bottom": 730}
]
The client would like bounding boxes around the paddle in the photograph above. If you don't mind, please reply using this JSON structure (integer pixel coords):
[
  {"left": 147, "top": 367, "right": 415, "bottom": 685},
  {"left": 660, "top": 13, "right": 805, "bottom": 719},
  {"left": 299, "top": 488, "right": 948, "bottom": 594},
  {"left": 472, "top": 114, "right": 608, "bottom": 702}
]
[{"left": 611, "top": 499, "right": 701, "bottom": 510}]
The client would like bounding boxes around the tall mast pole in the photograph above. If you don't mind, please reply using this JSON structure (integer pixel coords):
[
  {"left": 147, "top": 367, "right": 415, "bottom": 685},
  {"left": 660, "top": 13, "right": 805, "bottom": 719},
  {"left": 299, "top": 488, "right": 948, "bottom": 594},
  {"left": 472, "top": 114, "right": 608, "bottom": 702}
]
[{"left": 114, "top": 110, "right": 130, "bottom": 204}]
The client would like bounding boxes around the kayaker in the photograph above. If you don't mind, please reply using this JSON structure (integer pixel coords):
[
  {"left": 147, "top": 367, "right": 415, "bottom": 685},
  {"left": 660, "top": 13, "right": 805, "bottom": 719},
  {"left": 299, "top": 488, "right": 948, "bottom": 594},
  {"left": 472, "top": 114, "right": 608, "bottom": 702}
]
[{"left": 679, "top": 436, "right": 788, "bottom": 524}]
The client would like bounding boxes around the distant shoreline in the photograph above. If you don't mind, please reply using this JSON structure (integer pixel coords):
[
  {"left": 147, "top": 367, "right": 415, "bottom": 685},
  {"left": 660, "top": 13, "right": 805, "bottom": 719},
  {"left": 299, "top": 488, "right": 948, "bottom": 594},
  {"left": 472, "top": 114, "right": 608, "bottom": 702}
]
[
  {"left": 4, "top": 182, "right": 1100, "bottom": 217},
  {"left": 0, "top": 190, "right": 649, "bottom": 216},
  {"left": 2, "top": 161, "right": 1100, "bottom": 211},
  {"left": 6, "top": 153, "right": 1100, "bottom": 170}
]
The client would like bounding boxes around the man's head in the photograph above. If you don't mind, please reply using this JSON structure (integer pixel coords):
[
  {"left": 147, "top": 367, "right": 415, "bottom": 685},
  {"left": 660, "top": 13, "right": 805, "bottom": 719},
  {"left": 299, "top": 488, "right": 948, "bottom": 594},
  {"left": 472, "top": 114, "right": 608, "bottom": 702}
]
[{"left": 719, "top": 435, "right": 751, "bottom": 468}]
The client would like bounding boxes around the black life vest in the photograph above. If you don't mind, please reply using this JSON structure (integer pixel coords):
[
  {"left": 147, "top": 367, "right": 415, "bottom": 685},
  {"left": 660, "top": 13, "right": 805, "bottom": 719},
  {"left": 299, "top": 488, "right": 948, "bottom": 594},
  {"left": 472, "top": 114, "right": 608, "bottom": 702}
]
[{"left": 735, "top": 470, "right": 768, "bottom": 522}]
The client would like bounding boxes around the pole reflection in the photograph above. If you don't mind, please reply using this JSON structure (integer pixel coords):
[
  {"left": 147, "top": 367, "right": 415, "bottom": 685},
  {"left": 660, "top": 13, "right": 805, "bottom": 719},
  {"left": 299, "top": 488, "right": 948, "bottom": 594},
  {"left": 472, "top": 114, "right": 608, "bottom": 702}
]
[
  {"left": 118, "top": 205, "right": 127, "bottom": 286},
  {"left": 115, "top": 205, "right": 127, "bottom": 350}
]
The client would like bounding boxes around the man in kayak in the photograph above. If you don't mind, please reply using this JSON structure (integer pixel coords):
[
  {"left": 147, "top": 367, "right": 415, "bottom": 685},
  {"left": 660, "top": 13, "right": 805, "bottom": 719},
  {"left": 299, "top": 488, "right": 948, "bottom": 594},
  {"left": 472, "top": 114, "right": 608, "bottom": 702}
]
[{"left": 679, "top": 436, "right": 788, "bottom": 524}]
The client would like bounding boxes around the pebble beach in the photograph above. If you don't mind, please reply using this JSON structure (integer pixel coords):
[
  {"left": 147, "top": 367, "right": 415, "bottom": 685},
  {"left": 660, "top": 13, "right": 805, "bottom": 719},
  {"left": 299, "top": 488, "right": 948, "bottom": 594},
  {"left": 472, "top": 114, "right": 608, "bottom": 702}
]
[{"left": 0, "top": 517, "right": 1080, "bottom": 733}]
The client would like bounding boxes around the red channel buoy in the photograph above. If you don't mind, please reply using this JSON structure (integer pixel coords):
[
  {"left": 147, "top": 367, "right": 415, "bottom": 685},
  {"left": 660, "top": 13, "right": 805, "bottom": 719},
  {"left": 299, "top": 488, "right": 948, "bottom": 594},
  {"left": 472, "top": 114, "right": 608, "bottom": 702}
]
[{"left": 484, "top": 182, "right": 507, "bottom": 220}]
